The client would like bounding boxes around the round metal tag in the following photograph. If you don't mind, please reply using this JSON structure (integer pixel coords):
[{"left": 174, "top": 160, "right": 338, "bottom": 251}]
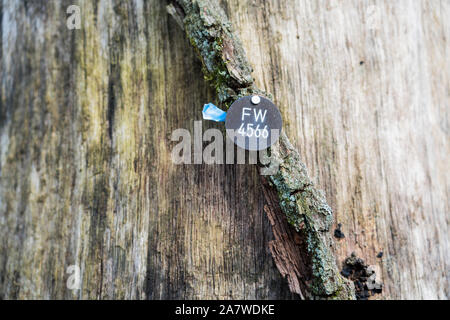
[{"left": 225, "top": 96, "right": 282, "bottom": 151}]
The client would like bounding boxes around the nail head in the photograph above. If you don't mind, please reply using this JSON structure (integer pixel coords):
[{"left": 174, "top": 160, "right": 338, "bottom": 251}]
[{"left": 251, "top": 95, "right": 261, "bottom": 105}]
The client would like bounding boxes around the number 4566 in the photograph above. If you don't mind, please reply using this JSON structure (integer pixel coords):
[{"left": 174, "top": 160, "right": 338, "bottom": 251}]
[{"left": 238, "top": 123, "right": 269, "bottom": 138}]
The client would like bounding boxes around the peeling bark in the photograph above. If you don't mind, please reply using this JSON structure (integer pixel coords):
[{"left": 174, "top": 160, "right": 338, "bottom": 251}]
[{"left": 170, "top": 0, "right": 355, "bottom": 299}]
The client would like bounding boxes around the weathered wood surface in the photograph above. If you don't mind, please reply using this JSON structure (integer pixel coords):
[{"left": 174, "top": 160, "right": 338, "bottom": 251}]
[
  {"left": 0, "top": 0, "right": 448, "bottom": 299},
  {"left": 172, "top": 0, "right": 354, "bottom": 299},
  {"left": 221, "top": 0, "right": 449, "bottom": 299}
]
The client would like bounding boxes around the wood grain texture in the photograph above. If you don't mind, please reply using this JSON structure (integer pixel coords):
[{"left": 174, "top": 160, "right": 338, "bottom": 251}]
[
  {"left": 171, "top": 0, "right": 354, "bottom": 299},
  {"left": 0, "top": 0, "right": 294, "bottom": 299},
  {"left": 222, "top": 0, "right": 449, "bottom": 299},
  {"left": 0, "top": 0, "right": 448, "bottom": 300}
]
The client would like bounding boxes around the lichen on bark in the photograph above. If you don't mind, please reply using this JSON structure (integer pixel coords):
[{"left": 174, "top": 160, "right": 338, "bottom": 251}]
[
  {"left": 169, "top": 0, "right": 355, "bottom": 299},
  {"left": 172, "top": 0, "right": 257, "bottom": 108}
]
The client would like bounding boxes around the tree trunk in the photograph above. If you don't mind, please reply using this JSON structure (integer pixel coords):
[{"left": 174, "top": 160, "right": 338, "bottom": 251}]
[{"left": 0, "top": 0, "right": 448, "bottom": 300}]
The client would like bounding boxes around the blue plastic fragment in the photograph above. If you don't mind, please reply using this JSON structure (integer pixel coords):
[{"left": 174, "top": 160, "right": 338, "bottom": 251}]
[{"left": 202, "top": 103, "right": 227, "bottom": 122}]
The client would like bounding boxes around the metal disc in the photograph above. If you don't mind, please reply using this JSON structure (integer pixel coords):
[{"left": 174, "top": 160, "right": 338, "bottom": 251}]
[{"left": 225, "top": 96, "right": 282, "bottom": 151}]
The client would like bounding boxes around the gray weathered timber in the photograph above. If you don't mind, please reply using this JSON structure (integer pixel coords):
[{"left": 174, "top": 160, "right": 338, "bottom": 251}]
[
  {"left": 172, "top": 0, "right": 355, "bottom": 299},
  {"left": 222, "top": 0, "right": 449, "bottom": 299},
  {"left": 0, "top": 0, "right": 448, "bottom": 300},
  {"left": 0, "top": 0, "right": 294, "bottom": 299}
]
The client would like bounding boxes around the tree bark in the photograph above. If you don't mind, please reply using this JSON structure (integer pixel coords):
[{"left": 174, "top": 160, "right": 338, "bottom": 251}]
[
  {"left": 170, "top": 0, "right": 354, "bottom": 299},
  {"left": 0, "top": 0, "right": 448, "bottom": 300}
]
